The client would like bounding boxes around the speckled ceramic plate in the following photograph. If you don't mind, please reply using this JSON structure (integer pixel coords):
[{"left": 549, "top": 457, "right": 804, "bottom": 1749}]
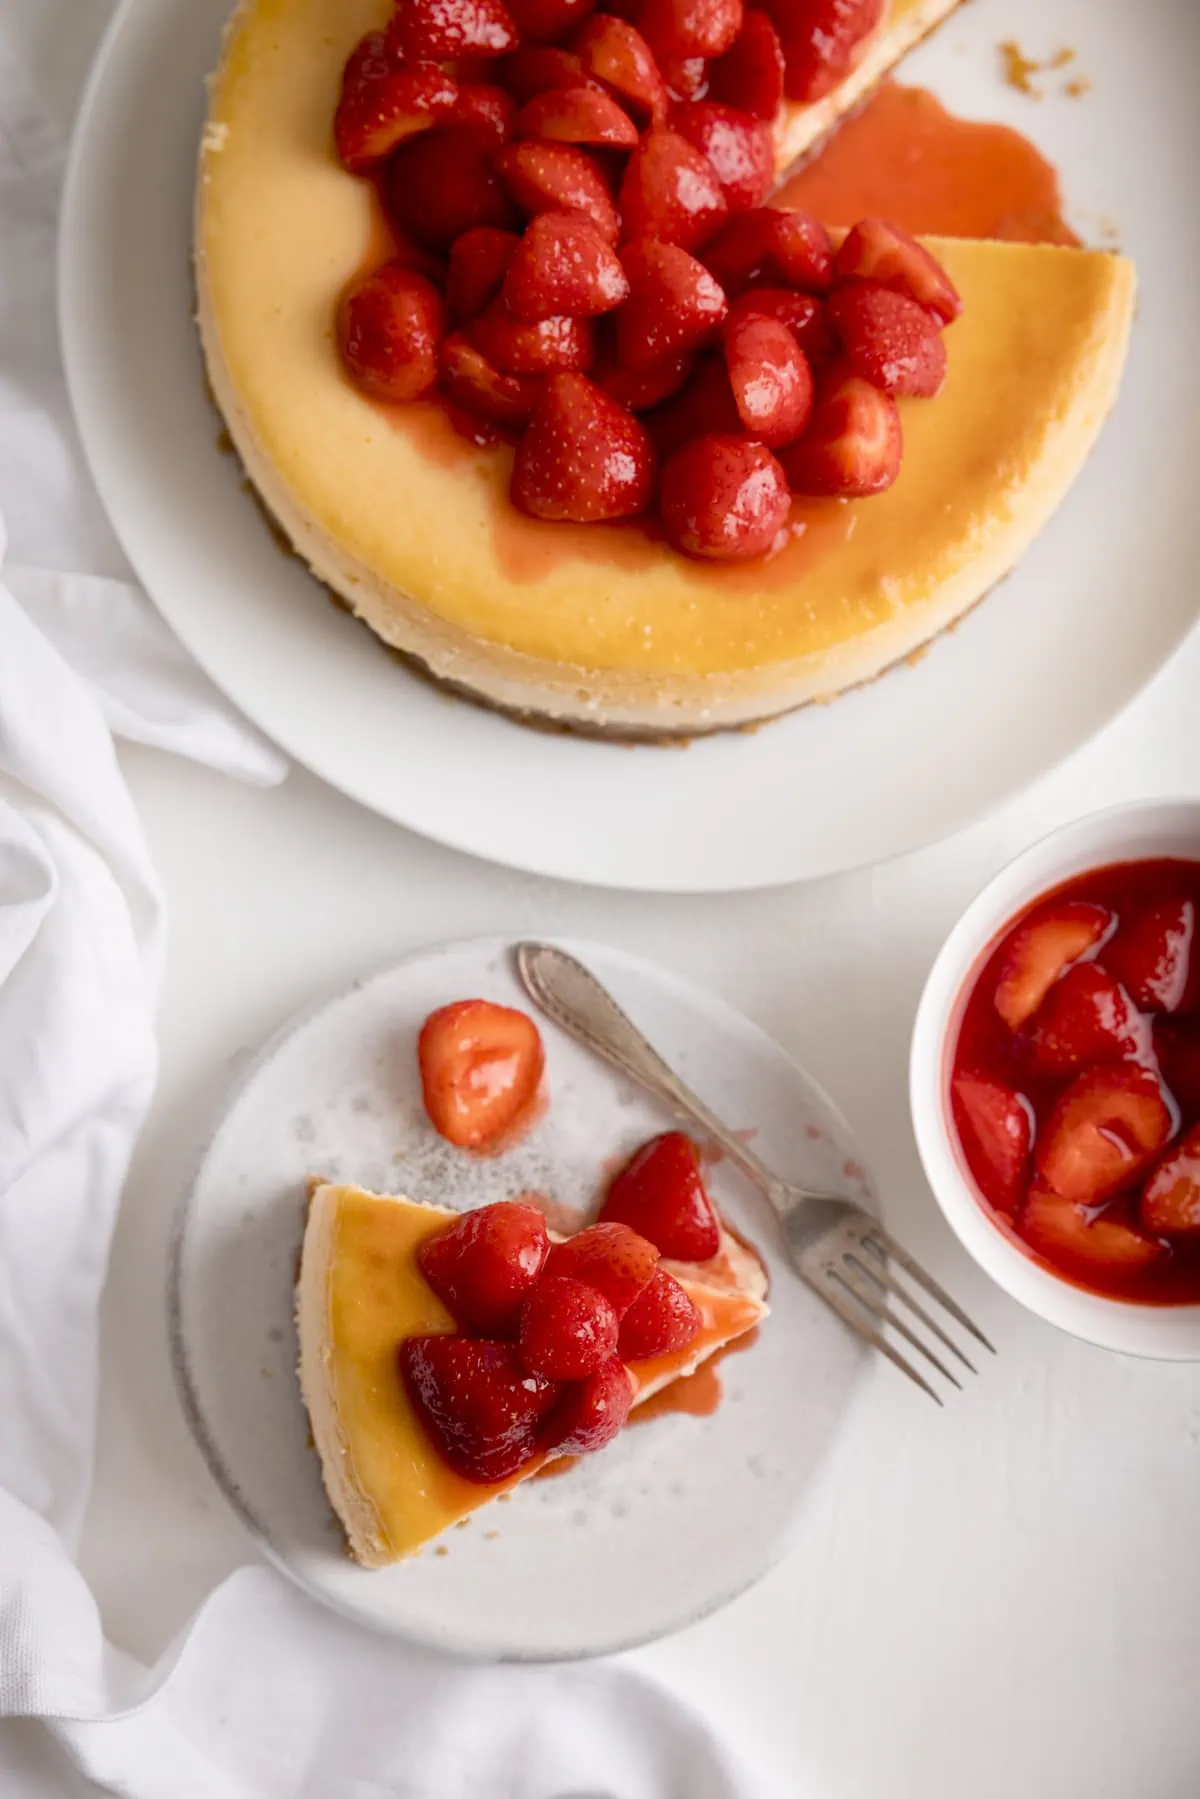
[{"left": 169, "top": 936, "right": 874, "bottom": 1658}]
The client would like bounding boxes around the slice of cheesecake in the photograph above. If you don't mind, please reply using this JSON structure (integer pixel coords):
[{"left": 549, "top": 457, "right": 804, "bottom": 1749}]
[{"left": 297, "top": 1182, "right": 768, "bottom": 1566}]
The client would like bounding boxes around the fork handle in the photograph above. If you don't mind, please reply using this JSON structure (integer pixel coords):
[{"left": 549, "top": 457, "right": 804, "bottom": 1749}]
[{"left": 514, "top": 942, "right": 791, "bottom": 1211}]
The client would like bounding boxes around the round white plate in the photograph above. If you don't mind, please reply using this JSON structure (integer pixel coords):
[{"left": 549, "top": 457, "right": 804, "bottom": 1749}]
[
  {"left": 61, "top": 0, "right": 1199, "bottom": 890},
  {"left": 169, "top": 936, "right": 872, "bottom": 1658}
]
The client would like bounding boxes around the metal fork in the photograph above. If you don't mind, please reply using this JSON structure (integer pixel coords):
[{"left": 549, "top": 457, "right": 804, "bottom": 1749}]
[{"left": 515, "top": 941, "right": 993, "bottom": 1403}]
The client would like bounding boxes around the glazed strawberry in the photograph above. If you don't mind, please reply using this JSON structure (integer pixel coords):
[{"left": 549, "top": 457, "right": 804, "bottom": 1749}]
[
  {"left": 447, "top": 81, "right": 518, "bottom": 146},
  {"left": 780, "top": 367, "right": 901, "bottom": 497},
  {"left": 337, "top": 265, "right": 445, "bottom": 403},
  {"left": 385, "top": 227, "right": 451, "bottom": 287},
  {"left": 658, "top": 54, "right": 709, "bottom": 100},
  {"left": 511, "top": 372, "right": 654, "bottom": 519},
  {"left": 506, "top": 0, "right": 597, "bottom": 42},
  {"left": 600, "top": 1131, "right": 722, "bottom": 1259},
  {"left": 707, "top": 10, "right": 785, "bottom": 119},
  {"left": 1155, "top": 1020, "right": 1200, "bottom": 1117},
  {"left": 591, "top": 334, "right": 693, "bottom": 410},
  {"left": 516, "top": 84, "right": 640, "bottom": 146},
  {"left": 617, "top": 239, "right": 728, "bottom": 369},
  {"left": 643, "top": 353, "right": 741, "bottom": 458},
  {"left": 503, "top": 212, "right": 629, "bottom": 320},
  {"left": 471, "top": 298, "right": 595, "bottom": 372},
  {"left": 826, "top": 281, "right": 947, "bottom": 398},
  {"left": 417, "top": 1201, "right": 551, "bottom": 1334},
  {"left": 701, "top": 207, "right": 833, "bottom": 295},
  {"left": 951, "top": 1072, "right": 1032, "bottom": 1215},
  {"left": 496, "top": 141, "right": 620, "bottom": 244},
  {"left": 992, "top": 901, "right": 1112, "bottom": 1030},
  {"left": 387, "top": 0, "right": 518, "bottom": 62},
  {"left": 334, "top": 36, "right": 458, "bottom": 174},
  {"left": 499, "top": 45, "right": 585, "bottom": 102},
  {"left": 1140, "top": 1125, "right": 1200, "bottom": 1236},
  {"left": 544, "top": 1221, "right": 659, "bottom": 1316},
  {"left": 418, "top": 999, "right": 545, "bottom": 1150},
  {"left": 1019, "top": 1188, "right": 1164, "bottom": 1281},
  {"left": 1027, "top": 963, "right": 1148, "bottom": 1076},
  {"left": 725, "top": 288, "right": 833, "bottom": 362},
  {"left": 722, "top": 310, "right": 813, "bottom": 446},
  {"left": 447, "top": 227, "right": 520, "bottom": 320},
  {"left": 1102, "top": 895, "right": 1196, "bottom": 1013},
  {"left": 385, "top": 130, "right": 517, "bottom": 248},
  {"left": 834, "top": 216, "right": 963, "bottom": 325},
  {"left": 576, "top": 16, "right": 668, "bottom": 124},
  {"left": 618, "top": 1266, "right": 703, "bottom": 1358},
  {"left": 618, "top": 131, "right": 728, "bottom": 251},
  {"left": 1034, "top": 1064, "right": 1174, "bottom": 1206},
  {"left": 440, "top": 333, "right": 538, "bottom": 424},
  {"left": 669, "top": 101, "right": 773, "bottom": 211},
  {"left": 659, "top": 434, "right": 790, "bottom": 561},
  {"left": 518, "top": 1274, "right": 620, "bottom": 1378},
  {"left": 639, "top": 0, "right": 743, "bottom": 60},
  {"left": 400, "top": 1336, "right": 559, "bottom": 1482},
  {"left": 547, "top": 1356, "right": 634, "bottom": 1456},
  {"left": 778, "top": 0, "right": 883, "bottom": 104}
]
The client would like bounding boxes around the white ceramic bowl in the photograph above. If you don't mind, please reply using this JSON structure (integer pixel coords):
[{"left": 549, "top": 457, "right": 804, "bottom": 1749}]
[{"left": 911, "top": 798, "right": 1200, "bottom": 1360}]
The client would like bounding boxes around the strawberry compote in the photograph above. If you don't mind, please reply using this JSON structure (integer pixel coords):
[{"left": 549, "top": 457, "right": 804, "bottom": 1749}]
[{"left": 949, "top": 859, "right": 1200, "bottom": 1303}]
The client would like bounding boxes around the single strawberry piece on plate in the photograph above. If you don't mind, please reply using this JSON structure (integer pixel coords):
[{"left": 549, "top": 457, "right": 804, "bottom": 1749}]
[
  {"left": 385, "top": 130, "right": 517, "bottom": 248},
  {"left": 417, "top": 1201, "right": 551, "bottom": 1334},
  {"left": 619, "top": 130, "right": 729, "bottom": 251},
  {"left": 669, "top": 101, "right": 774, "bottom": 211},
  {"left": 447, "top": 226, "right": 521, "bottom": 320},
  {"left": 400, "top": 1336, "right": 559, "bottom": 1482},
  {"left": 334, "top": 35, "right": 459, "bottom": 174},
  {"left": 447, "top": 80, "right": 518, "bottom": 146},
  {"left": 643, "top": 353, "right": 742, "bottom": 458},
  {"left": 1102, "top": 895, "right": 1196, "bottom": 1013},
  {"left": 506, "top": 0, "right": 597, "bottom": 43},
  {"left": 834, "top": 216, "right": 963, "bottom": 325},
  {"left": 576, "top": 15, "right": 668, "bottom": 123},
  {"left": 722, "top": 310, "right": 813, "bottom": 446},
  {"left": 778, "top": 0, "right": 884, "bottom": 104},
  {"left": 418, "top": 998, "right": 546, "bottom": 1149},
  {"left": 471, "top": 297, "right": 596, "bottom": 371},
  {"left": 781, "top": 365, "right": 901, "bottom": 497},
  {"left": 544, "top": 1221, "right": 660, "bottom": 1316},
  {"left": 1140, "top": 1124, "right": 1200, "bottom": 1236},
  {"left": 440, "top": 333, "right": 538, "bottom": 424},
  {"left": 617, "top": 239, "right": 728, "bottom": 369},
  {"left": 707, "top": 10, "right": 785, "bottom": 119},
  {"left": 639, "top": 0, "right": 744, "bottom": 60},
  {"left": 951, "top": 1072, "right": 1033, "bottom": 1215},
  {"left": 337, "top": 264, "right": 445, "bottom": 403},
  {"left": 659, "top": 434, "right": 791, "bottom": 562},
  {"left": 1034, "top": 1064, "right": 1174, "bottom": 1205},
  {"left": 496, "top": 141, "right": 620, "bottom": 243},
  {"left": 992, "top": 901, "right": 1112, "bottom": 1030},
  {"left": 591, "top": 335, "right": 694, "bottom": 410},
  {"left": 601, "top": 1131, "right": 722, "bottom": 1259},
  {"left": 498, "top": 45, "right": 585, "bottom": 102},
  {"left": 503, "top": 211, "right": 630, "bottom": 320},
  {"left": 516, "top": 83, "right": 640, "bottom": 146},
  {"left": 1019, "top": 1187, "right": 1164, "bottom": 1281},
  {"left": 546, "top": 1356, "right": 634, "bottom": 1456},
  {"left": 1155, "top": 1019, "right": 1200, "bottom": 1117},
  {"left": 618, "top": 1266, "right": 703, "bottom": 1358},
  {"left": 1028, "top": 963, "right": 1148, "bottom": 1077},
  {"left": 387, "top": 0, "right": 519, "bottom": 62},
  {"left": 826, "top": 280, "right": 948, "bottom": 397},
  {"left": 519, "top": 1274, "right": 620, "bottom": 1378},
  {"left": 725, "top": 288, "right": 833, "bottom": 362},
  {"left": 511, "top": 372, "right": 655, "bottom": 519},
  {"left": 702, "top": 207, "right": 834, "bottom": 295}
]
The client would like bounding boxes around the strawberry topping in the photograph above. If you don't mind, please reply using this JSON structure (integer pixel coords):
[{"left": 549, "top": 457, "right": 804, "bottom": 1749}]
[
  {"left": 618, "top": 1266, "right": 703, "bottom": 1358},
  {"left": 385, "top": 130, "right": 517, "bottom": 248},
  {"left": 707, "top": 10, "right": 785, "bottom": 120},
  {"left": 496, "top": 140, "right": 621, "bottom": 243},
  {"left": 511, "top": 372, "right": 655, "bottom": 519},
  {"left": 334, "top": 36, "right": 458, "bottom": 174},
  {"left": 1140, "top": 1125, "right": 1200, "bottom": 1236},
  {"left": 993, "top": 901, "right": 1113, "bottom": 1031},
  {"left": 835, "top": 215, "right": 963, "bottom": 324},
  {"left": 519, "top": 1274, "right": 620, "bottom": 1378},
  {"left": 576, "top": 16, "right": 669, "bottom": 124},
  {"left": 660, "top": 434, "right": 790, "bottom": 561},
  {"left": 1027, "top": 963, "right": 1148, "bottom": 1077},
  {"left": 1102, "top": 895, "right": 1196, "bottom": 1014},
  {"left": 387, "top": 0, "right": 519, "bottom": 63},
  {"left": 1034, "top": 1064, "right": 1174, "bottom": 1207},
  {"left": 546, "top": 1356, "right": 635, "bottom": 1455},
  {"left": 600, "top": 1130, "right": 722, "bottom": 1259},
  {"left": 502, "top": 211, "right": 630, "bottom": 320},
  {"left": 777, "top": 0, "right": 884, "bottom": 105},
  {"left": 1020, "top": 1188, "right": 1164, "bottom": 1282},
  {"left": 702, "top": 206, "right": 833, "bottom": 295},
  {"left": 618, "top": 130, "right": 728, "bottom": 251},
  {"left": 447, "top": 227, "right": 521, "bottom": 320},
  {"left": 826, "top": 281, "right": 948, "bottom": 397},
  {"left": 617, "top": 239, "right": 728, "bottom": 369},
  {"left": 337, "top": 265, "right": 445, "bottom": 403},
  {"left": 544, "top": 1221, "right": 660, "bottom": 1316},
  {"left": 418, "top": 1201, "right": 551, "bottom": 1334},
  {"left": 400, "top": 1336, "right": 559, "bottom": 1482},
  {"left": 950, "top": 1072, "right": 1032, "bottom": 1216},
  {"left": 668, "top": 101, "right": 774, "bottom": 211},
  {"left": 722, "top": 309, "right": 813, "bottom": 446},
  {"left": 781, "top": 365, "right": 901, "bottom": 498}
]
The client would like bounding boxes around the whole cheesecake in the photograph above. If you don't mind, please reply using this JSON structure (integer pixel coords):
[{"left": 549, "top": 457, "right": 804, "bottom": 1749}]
[{"left": 197, "top": 0, "right": 1135, "bottom": 735}]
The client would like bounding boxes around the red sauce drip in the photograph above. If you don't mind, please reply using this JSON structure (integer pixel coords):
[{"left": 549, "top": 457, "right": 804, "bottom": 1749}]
[
  {"left": 773, "top": 80, "right": 1080, "bottom": 244},
  {"left": 632, "top": 1325, "right": 761, "bottom": 1423}
]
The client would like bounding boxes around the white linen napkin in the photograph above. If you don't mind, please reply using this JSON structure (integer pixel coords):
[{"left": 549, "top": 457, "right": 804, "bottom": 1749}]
[{"left": 0, "top": 9, "right": 780, "bottom": 1795}]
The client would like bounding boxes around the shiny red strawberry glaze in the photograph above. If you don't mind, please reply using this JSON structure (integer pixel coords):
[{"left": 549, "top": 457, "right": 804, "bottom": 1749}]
[{"left": 949, "top": 858, "right": 1200, "bottom": 1303}]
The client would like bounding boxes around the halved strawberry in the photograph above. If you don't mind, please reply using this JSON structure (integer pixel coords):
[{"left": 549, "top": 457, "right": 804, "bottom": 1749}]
[
  {"left": 334, "top": 36, "right": 458, "bottom": 174},
  {"left": 519, "top": 1274, "right": 620, "bottom": 1378},
  {"left": 722, "top": 310, "right": 813, "bottom": 446},
  {"left": 777, "top": 0, "right": 883, "bottom": 104},
  {"left": 471, "top": 297, "right": 595, "bottom": 371},
  {"left": 516, "top": 82, "right": 640, "bottom": 145},
  {"left": 337, "top": 264, "right": 445, "bottom": 403},
  {"left": 506, "top": 0, "right": 597, "bottom": 43},
  {"left": 1140, "top": 1124, "right": 1200, "bottom": 1236},
  {"left": 707, "top": 9, "right": 785, "bottom": 119},
  {"left": 417, "top": 999, "right": 545, "bottom": 1150},
  {"left": 591, "top": 332, "right": 693, "bottom": 410},
  {"left": 503, "top": 211, "right": 629, "bottom": 320},
  {"left": 546, "top": 1356, "right": 634, "bottom": 1455},
  {"left": 643, "top": 353, "right": 742, "bottom": 458},
  {"left": 725, "top": 287, "right": 832, "bottom": 361},
  {"left": 702, "top": 207, "right": 833, "bottom": 295},
  {"left": 600, "top": 1131, "right": 722, "bottom": 1259},
  {"left": 1155, "top": 1020, "right": 1200, "bottom": 1117},
  {"left": 618, "top": 130, "right": 728, "bottom": 251},
  {"left": 1102, "top": 895, "right": 1196, "bottom": 1014},
  {"left": 1027, "top": 963, "right": 1148, "bottom": 1076},
  {"left": 826, "top": 280, "right": 947, "bottom": 397},
  {"left": 512, "top": 372, "right": 655, "bottom": 519},
  {"left": 618, "top": 1266, "right": 703, "bottom": 1358},
  {"left": 544, "top": 1220, "right": 660, "bottom": 1316},
  {"left": 659, "top": 53, "right": 710, "bottom": 100},
  {"left": 445, "top": 402, "right": 509, "bottom": 447},
  {"left": 576, "top": 15, "right": 668, "bottom": 124},
  {"left": 400, "top": 1336, "right": 559, "bottom": 1482},
  {"left": 669, "top": 101, "right": 773, "bottom": 211},
  {"left": 618, "top": 238, "right": 728, "bottom": 369},
  {"left": 387, "top": 0, "right": 518, "bottom": 62},
  {"left": 447, "top": 227, "right": 520, "bottom": 320},
  {"left": 417, "top": 1201, "right": 551, "bottom": 1334},
  {"left": 447, "top": 80, "right": 518, "bottom": 145},
  {"left": 385, "top": 130, "right": 517, "bottom": 248},
  {"left": 1019, "top": 1187, "right": 1164, "bottom": 1281},
  {"left": 660, "top": 433, "right": 790, "bottom": 562},
  {"left": 1034, "top": 1064, "right": 1174, "bottom": 1205},
  {"left": 780, "top": 365, "right": 900, "bottom": 497},
  {"left": 834, "top": 216, "right": 963, "bottom": 325},
  {"left": 639, "top": 0, "right": 744, "bottom": 60},
  {"left": 992, "top": 901, "right": 1112, "bottom": 1031},
  {"left": 497, "top": 45, "right": 585, "bottom": 102},
  {"left": 951, "top": 1072, "right": 1033, "bottom": 1215},
  {"left": 495, "top": 141, "right": 620, "bottom": 243},
  {"left": 440, "top": 333, "right": 538, "bottom": 423}
]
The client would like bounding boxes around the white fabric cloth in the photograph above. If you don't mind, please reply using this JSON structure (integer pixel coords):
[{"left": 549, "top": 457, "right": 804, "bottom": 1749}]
[{"left": 0, "top": 8, "right": 778, "bottom": 1796}]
